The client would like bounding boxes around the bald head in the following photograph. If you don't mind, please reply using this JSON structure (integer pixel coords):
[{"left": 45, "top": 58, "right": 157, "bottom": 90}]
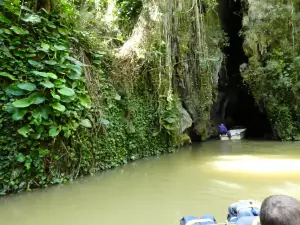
[{"left": 260, "top": 195, "right": 300, "bottom": 225}]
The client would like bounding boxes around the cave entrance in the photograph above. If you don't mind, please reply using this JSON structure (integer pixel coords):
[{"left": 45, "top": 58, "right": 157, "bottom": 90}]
[{"left": 218, "top": 0, "right": 272, "bottom": 138}]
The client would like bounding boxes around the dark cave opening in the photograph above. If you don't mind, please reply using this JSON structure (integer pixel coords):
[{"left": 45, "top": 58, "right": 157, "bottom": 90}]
[{"left": 218, "top": 0, "right": 272, "bottom": 138}]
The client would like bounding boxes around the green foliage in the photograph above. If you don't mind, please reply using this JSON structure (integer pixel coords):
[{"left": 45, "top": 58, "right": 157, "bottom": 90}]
[
  {"left": 71, "top": 78, "right": 172, "bottom": 172},
  {"left": 0, "top": 0, "right": 173, "bottom": 195},
  {"left": 0, "top": 1, "right": 92, "bottom": 194},
  {"left": 242, "top": 0, "right": 300, "bottom": 140},
  {"left": 116, "top": 0, "right": 142, "bottom": 19},
  {"left": 0, "top": 0, "right": 226, "bottom": 195},
  {"left": 116, "top": 0, "right": 143, "bottom": 35},
  {"left": 0, "top": 8, "right": 91, "bottom": 139}
]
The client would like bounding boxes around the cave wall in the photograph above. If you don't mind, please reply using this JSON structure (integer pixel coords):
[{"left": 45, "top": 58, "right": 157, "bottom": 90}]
[{"left": 208, "top": 0, "right": 272, "bottom": 139}]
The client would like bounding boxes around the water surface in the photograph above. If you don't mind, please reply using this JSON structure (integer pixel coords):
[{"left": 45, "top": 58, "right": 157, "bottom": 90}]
[{"left": 1, "top": 140, "right": 300, "bottom": 225}]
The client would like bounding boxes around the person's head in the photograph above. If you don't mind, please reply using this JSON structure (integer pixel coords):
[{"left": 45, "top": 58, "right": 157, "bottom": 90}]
[{"left": 260, "top": 195, "right": 300, "bottom": 225}]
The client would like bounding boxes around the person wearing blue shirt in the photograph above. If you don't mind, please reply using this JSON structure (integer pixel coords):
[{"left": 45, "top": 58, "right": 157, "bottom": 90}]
[{"left": 219, "top": 123, "right": 231, "bottom": 137}]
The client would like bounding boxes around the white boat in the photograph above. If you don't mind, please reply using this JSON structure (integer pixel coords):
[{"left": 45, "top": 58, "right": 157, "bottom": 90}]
[{"left": 220, "top": 128, "right": 246, "bottom": 141}]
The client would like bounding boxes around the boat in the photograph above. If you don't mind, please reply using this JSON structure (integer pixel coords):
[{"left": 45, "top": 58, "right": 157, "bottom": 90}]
[
  {"left": 180, "top": 200, "right": 261, "bottom": 225},
  {"left": 220, "top": 128, "right": 247, "bottom": 141}
]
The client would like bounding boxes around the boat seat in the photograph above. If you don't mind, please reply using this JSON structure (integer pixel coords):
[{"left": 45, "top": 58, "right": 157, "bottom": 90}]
[{"left": 180, "top": 215, "right": 217, "bottom": 225}]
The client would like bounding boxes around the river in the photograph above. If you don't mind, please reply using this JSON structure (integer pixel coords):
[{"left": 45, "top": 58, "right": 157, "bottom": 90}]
[{"left": 1, "top": 140, "right": 300, "bottom": 225}]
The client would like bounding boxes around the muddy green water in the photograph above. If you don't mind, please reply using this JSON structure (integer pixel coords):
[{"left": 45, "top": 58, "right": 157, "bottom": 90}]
[{"left": 1, "top": 140, "right": 300, "bottom": 225}]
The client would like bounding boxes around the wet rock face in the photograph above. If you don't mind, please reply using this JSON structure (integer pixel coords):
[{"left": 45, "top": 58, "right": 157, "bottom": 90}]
[{"left": 178, "top": 104, "right": 193, "bottom": 133}]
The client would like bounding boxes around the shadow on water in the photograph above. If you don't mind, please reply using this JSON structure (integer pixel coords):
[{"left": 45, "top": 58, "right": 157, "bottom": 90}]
[{"left": 1, "top": 140, "right": 300, "bottom": 225}]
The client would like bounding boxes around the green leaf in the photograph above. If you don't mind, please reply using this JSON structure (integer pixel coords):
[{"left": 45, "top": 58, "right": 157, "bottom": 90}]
[
  {"left": 114, "top": 94, "right": 121, "bottom": 101},
  {"left": 32, "top": 107, "right": 43, "bottom": 119},
  {"left": 3, "top": 28, "right": 12, "bottom": 34},
  {"left": 46, "top": 73, "right": 58, "bottom": 79},
  {"left": 12, "top": 98, "right": 31, "bottom": 108},
  {"left": 52, "top": 102, "right": 65, "bottom": 112},
  {"left": 79, "top": 95, "right": 92, "bottom": 109},
  {"left": 58, "top": 28, "right": 67, "bottom": 35},
  {"left": 22, "top": 14, "right": 41, "bottom": 23},
  {"left": 0, "top": 15, "right": 12, "bottom": 24},
  {"left": 6, "top": 84, "right": 25, "bottom": 96},
  {"left": 51, "top": 91, "right": 60, "bottom": 100},
  {"left": 18, "top": 125, "right": 30, "bottom": 137},
  {"left": 58, "top": 87, "right": 75, "bottom": 96},
  {"left": 41, "top": 43, "right": 50, "bottom": 51},
  {"left": 79, "top": 119, "right": 92, "bottom": 128},
  {"left": 44, "top": 60, "right": 57, "bottom": 65},
  {"left": 12, "top": 109, "right": 27, "bottom": 120},
  {"left": 47, "top": 23, "right": 56, "bottom": 28},
  {"left": 0, "top": 72, "right": 16, "bottom": 80},
  {"left": 69, "top": 65, "right": 82, "bottom": 74},
  {"left": 49, "top": 126, "right": 59, "bottom": 137},
  {"left": 31, "top": 106, "right": 50, "bottom": 120},
  {"left": 10, "top": 26, "right": 28, "bottom": 35},
  {"left": 60, "top": 95, "right": 75, "bottom": 103},
  {"left": 17, "top": 83, "right": 36, "bottom": 91},
  {"left": 41, "top": 80, "right": 54, "bottom": 88},
  {"left": 54, "top": 79, "right": 66, "bottom": 88},
  {"left": 68, "top": 72, "right": 81, "bottom": 80},
  {"left": 54, "top": 45, "right": 66, "bottom": 51},
  {"left": 32, "top": 71, "right": 48, "bottom": 77},
  {"left": 16, "top": 153, "right": 25, "bottom": 162},
  {"left": 25, "top": 161, "right": 31, "bottom": 170},
  {"left": 32, "top": 106, "right": 49, "bottom": 120},
  {"left": 28, "top": 60, "right": 42, "bottom": 67},
  {"left": 41, "top": 107, "right": 49, "bottom": 119},
  {"left": 36, "top": 126, "right": 44, "bottom": 137},
  {"left": 4, "top": 103, "right": 14, "bottom": 113},
  {"left": 32, "top": 71, "right": 57, "bottom": 79},
  {"left": 28, "top": 92, "right": 46, "bottom": 104},
  {"left": 66, "top": 56, "right": 83, "bottom": 66}
]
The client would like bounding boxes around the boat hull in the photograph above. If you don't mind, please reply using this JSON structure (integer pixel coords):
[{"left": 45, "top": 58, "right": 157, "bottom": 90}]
[{"left": 220, "top": 129, "right": 246, "bottom": 141}]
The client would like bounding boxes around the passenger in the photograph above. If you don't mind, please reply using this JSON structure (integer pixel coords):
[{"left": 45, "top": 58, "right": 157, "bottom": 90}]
[
  {"left": 260, "top": 195, "right": 300, "bottom": 225},
  {"left": 219, "top": 123, "right": 231, "bottom": 137}
]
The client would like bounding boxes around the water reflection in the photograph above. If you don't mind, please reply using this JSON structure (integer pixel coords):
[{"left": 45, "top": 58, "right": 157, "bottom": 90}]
[
  {"left": 210, "top": 179, "right": 243, "bottom": 189},
  {"left": 212, "top": 156, "right": 300, "bottom": 173}
]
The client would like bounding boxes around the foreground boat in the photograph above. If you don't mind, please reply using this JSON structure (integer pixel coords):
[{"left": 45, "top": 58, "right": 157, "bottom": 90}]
[
  {"left": 180, "top": 200, "right": 261, "bottom": 225},
  {"left": 220, "top": 128, "right": 247, "bottom": 141}
]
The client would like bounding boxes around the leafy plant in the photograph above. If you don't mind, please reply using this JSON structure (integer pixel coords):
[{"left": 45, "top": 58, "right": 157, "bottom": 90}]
[{"left": 0, "top": 1, "right": 92, "bottom": 194}]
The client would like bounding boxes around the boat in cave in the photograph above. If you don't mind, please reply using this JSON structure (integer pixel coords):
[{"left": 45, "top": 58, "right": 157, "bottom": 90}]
[{"left": 220, "top": 128, "right": 247, "bottom": 141}]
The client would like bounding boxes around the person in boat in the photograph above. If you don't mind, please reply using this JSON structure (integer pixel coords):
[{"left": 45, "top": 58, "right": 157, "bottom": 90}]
[
  {"left": 237, "top": 195, "right": 300, "bottom": 225},
  {"left": 181, "top": 195, "right": 300, "bottom": 225},
  {"left": 260, "top": 195, "right": 300, "bottom": 225},
  {"left": 218, "top": 123, "right": 231, "bottom": 137}
]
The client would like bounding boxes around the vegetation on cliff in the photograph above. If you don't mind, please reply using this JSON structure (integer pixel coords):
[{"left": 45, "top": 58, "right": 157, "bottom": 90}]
[
  {"left": 241, "top": 0, "right": 300, "bottom": 140},
  {"left": 0, "top": 0, "right": 223, "bottom": 195}
]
